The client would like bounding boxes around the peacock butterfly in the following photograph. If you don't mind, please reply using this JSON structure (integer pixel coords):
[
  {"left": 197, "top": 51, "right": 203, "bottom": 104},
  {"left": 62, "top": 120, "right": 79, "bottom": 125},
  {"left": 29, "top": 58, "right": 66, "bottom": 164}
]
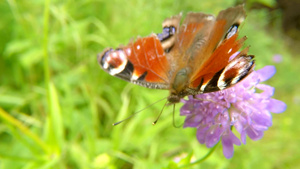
[{"left": 98, "top": 5, "right": 254, "bottom": 105}]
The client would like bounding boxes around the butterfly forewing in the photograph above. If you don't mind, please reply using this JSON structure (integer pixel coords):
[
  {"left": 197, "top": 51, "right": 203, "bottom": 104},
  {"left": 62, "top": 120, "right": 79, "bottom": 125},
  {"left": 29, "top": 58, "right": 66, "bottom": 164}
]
[
  {"left": 98, "top": 35, "right": 170, "bottom": 89},
  {"left": 168, "top": 13, "right": 215, "bottom": 67}
]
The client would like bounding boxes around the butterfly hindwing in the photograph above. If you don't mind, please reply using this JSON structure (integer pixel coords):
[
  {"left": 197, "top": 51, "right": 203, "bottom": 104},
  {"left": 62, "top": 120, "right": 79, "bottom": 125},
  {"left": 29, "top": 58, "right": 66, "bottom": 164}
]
[
  {"left": 188, "top": 5, "right": 254, "bottom": 93},
  {"left": 158, "top": 14, "right": 182, "bottom": 52}
]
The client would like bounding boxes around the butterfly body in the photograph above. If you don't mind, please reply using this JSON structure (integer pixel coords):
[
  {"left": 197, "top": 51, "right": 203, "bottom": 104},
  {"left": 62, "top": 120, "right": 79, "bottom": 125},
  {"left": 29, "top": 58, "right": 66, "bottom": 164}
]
[{"left": 98, "top": 5, "right": 255, "bottom": 104}]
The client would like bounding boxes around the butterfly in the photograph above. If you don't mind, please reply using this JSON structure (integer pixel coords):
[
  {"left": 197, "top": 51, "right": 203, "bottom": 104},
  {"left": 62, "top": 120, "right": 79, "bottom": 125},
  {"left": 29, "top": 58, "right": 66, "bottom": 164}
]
[{"left": 98, "top": 5, "right": 254, "bottom": 104}]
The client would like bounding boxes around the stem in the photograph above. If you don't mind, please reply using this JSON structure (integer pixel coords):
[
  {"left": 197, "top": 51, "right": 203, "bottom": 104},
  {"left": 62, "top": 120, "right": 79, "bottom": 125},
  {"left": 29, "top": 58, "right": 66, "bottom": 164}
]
[
  {"left": 179, "top": 141, "right": 220, "bottom": 168},
  {"left": 43, "top": 0, "right": 50, "bottom": 85},
  {"left": 43, "top": 0, "right": 51, "bottom": 111}
]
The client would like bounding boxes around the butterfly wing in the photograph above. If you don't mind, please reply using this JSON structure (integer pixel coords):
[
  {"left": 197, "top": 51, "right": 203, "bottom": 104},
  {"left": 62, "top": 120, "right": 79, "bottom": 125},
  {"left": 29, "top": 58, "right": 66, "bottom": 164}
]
[
  {"left": 98, "top": 14, "right": 181, "bottom": 89},
  {"left": 166, "top": 12, "right": 216, "bottom": 73},
  {"left": 98, "top": 35, "right": 169, "bottom": 89},
  {"left": 187, "top": 5, "right": 255, "bottom": 93}
]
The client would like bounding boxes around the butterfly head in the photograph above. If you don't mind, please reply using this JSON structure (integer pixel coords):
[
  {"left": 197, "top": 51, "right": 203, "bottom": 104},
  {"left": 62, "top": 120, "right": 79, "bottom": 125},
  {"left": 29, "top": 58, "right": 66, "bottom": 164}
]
[{"left": 167, "top": 94, "right": 182, "bottom": 104}]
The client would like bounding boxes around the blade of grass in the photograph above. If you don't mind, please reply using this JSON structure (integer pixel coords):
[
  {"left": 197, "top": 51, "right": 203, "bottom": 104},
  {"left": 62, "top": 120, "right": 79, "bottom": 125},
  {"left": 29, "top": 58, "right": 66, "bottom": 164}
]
[
  {"left": 0, "top": 107, "right": 48, "bottom": 153},
  {"left": 42, "top": 0, "right": 64, "bottom": 155},
  {"left": 43, "top": 83, "right": 64, "bottom": 153},
  {"left": 43, "top": 0, "right": 50, "bottom": 88},
  {"left": 111, "top": 84, "right": 132, "bottom": 148}
]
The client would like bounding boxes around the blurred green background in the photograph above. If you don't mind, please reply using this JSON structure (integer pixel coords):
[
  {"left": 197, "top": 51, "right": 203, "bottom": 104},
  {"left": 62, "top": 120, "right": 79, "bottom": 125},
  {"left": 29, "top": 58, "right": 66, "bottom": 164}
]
[{"left": 0, "top": 0, "right": 299, "bottom": 168}]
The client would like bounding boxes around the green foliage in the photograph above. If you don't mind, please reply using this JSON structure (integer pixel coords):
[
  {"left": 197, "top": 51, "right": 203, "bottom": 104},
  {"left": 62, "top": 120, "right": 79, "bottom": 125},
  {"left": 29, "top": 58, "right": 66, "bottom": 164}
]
[{"left": 0, "top": 0, "right": 299, "bottom": 168}]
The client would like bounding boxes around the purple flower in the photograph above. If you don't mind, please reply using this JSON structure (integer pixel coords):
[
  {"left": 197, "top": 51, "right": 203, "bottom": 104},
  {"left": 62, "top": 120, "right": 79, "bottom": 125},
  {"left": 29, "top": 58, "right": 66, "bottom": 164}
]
[
  {"left": 272, "top": 54, "right": 283, "bottom": 63},
  {"left": 180, "top": 66, "right": 286, "bottom": 159}
]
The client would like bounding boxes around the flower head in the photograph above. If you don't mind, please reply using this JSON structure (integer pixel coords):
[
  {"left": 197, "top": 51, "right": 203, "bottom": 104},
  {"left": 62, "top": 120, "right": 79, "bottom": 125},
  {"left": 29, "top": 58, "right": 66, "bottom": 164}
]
[{"left": 180, "top": 66, "right": 286, "bottom": 158}]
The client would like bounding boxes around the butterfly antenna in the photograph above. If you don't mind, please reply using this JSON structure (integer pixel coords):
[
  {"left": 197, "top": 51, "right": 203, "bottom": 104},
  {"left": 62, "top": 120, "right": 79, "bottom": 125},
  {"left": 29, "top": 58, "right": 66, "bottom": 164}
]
[
  {"left": 152, "top": 100, "right": 168, "bottom": 125},
  {"left": 113, "top": 97, "right": 167, "bottom": 126}
]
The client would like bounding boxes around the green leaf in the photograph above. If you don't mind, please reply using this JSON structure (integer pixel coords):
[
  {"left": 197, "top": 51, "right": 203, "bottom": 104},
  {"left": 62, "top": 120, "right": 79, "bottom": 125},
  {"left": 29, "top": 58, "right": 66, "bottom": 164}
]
[{"left": 44, "top": 82, "right": 64, "bottom": 155}]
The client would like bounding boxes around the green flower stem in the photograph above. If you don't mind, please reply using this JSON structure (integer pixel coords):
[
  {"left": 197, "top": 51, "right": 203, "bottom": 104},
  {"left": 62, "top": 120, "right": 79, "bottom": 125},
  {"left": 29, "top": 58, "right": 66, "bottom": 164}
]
[{"left": 179, "top": 141, "right": 220, "bottom": 168}]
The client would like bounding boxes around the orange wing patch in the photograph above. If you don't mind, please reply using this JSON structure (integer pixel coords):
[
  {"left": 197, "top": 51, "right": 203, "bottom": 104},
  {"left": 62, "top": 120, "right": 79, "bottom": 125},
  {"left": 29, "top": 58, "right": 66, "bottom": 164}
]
[
  {"left": 190, "top": 33, "right": 245, "bottom": 88},
  {"left": 127, "top": 35, "right": 170, "bottom": 83}
]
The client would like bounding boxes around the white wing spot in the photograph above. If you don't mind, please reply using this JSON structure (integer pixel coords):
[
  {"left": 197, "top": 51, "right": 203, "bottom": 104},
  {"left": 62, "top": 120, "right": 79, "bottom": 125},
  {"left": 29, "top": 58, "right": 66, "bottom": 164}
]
[
  {"left": 206, "top": 15, "right": 214, "bottom": 21},
  {"left": 109, "top": 51, "right": 128, "bottom": 75},
  {"left": 125, "top": 48, "right": 132, "bottom": 56},
  {"left": 200, "top": 81, "right": 208, "bottom": 92},
  {"left": 131, "top": 72, "right": 139, "bottom": 81}
]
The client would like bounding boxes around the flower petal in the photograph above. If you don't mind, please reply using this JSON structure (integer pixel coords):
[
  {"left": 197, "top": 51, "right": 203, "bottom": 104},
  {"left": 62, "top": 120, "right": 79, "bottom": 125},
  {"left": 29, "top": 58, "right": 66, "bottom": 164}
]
[
  {"left": 222, "top": 136, "right": 234, "bottom": 159},
  {"left": 256, "top": 84, "right": 275, "bottom": 98},
  {"left": 251, "top": 111, "right": 272, "bottom": 127},
  {"left": 267, "top": 99, "right": 287, "bottom": 113},
  {"left": 246, "top": 126, "right": 264, "bottom": 140},
  {"left": 205, "top": 126, "right": 222, "bottom": 147},
  {"left": 183, "top": 115, "right": 203, "bottom": 128},
  {"left": 221, "top": 131, "right": 241, "bottom": 158},
  {"left": 196, "top": 126, "right": 208, "bottom": 144},
  {"left": 256, "top": 65, "right": 276, "bottom": 82},
  {"left": 240, "top": 131, "right": 247, "bottom": 144}
]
